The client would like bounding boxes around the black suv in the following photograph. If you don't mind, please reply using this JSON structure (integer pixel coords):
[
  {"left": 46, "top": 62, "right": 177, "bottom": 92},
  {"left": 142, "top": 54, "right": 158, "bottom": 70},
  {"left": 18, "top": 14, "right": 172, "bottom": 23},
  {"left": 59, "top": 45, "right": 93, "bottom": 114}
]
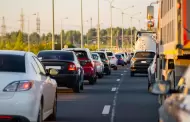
[{"left": 130, "top": 51, "right": 155, "bottom": 77}]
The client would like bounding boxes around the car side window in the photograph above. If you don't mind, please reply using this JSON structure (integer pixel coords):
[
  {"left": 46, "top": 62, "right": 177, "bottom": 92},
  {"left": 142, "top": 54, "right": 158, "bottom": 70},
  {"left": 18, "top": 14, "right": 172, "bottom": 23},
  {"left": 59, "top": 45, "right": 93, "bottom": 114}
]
[
  {"left": 30, "top": 56, "right": 40, "bottom": 74},
  {"left": 33, "top": 56, "right": 46, "bottom": 75}
]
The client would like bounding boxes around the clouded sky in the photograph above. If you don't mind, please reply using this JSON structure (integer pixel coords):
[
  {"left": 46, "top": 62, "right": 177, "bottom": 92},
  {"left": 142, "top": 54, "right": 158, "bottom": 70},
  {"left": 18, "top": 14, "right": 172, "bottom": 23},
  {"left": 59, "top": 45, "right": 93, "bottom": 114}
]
[{"left": 0, "top": 0, "right": 158, "bottom": 34}]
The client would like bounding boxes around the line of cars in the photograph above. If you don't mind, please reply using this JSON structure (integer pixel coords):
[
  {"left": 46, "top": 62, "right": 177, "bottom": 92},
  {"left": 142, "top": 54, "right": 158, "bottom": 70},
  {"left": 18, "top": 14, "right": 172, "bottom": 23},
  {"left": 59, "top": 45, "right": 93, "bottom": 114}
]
[{"left": 0, "top": 48, "right": 131, "bottom": 122}]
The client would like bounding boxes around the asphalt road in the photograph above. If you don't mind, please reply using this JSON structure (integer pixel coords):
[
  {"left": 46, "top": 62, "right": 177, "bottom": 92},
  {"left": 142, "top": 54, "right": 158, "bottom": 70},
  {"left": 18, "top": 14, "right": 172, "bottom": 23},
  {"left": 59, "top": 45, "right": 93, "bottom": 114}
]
[{"left": 55, "top": 65, "right": 159, "bottom": 122}]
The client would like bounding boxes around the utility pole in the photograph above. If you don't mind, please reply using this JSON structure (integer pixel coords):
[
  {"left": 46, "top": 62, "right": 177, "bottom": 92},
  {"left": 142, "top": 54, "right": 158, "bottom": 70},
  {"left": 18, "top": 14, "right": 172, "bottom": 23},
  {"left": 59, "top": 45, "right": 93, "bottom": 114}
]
[
  {"left": 80, "top": 0, "right": 84, "bottom": 48},
  {"left": 122, "top": 12, "right": 124, "bottom": 49},
  {"left": 1, "top": 16, "right": 6, "bottom": 38},
  {"left": 36, "top": 12, "right": 40, "bottom": 34},
  {"left": 110, "top": 3, "right": 113, "bottom": 49},
  {"left": 20, "top": 8, "right": 24, "bottom": 33},
  {"left": 97, "top": 0, "right": 100, "bottom": 50},
  {"left": 90, "top": 17, "right": 92, "bottom": 29},
  {"left": 52, "top": 0, "right": 55, "bottom": 50}
]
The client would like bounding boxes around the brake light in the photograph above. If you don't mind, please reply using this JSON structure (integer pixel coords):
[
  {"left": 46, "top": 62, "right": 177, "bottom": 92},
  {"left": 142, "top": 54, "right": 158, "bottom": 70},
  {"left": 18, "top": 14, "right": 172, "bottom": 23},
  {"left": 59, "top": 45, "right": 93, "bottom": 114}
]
[
  {"left": 68, "top": 63, "right": 77, "bottom": 71},
  {"left": 112, "top": 57, "right": 115, "bottom": 59},
  {"left": 0, "top": 116, "right": 12, "bottom": 119},
  {"left": 3, "top": 81, "right": 34, "bottom": 92}
]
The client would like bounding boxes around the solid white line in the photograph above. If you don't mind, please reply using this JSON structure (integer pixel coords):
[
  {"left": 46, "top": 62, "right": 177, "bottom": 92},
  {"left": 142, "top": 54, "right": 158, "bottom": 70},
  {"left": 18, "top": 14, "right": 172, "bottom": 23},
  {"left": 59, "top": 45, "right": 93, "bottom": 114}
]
[
  {"left": 111, "top": 87, "right": 117, "bottom": 91},
  {"left": 102, "top": 105, "right": 111, "bottom": 115},
  {"left": 116, "top": 79, "right": 120, "bottom": 82}
]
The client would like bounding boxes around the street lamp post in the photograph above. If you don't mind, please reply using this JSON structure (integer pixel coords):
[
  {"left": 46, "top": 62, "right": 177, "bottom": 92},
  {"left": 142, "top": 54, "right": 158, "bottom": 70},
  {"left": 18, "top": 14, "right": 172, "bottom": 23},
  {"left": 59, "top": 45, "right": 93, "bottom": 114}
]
[
  {"left": 105, "top": 0, "right": 114, "bottom": 49},
  {"left": 52, "top": 0, "right": 55, "bottom": 50},
  {"left": 60, "top": 17, "right": 68, "bottom": 50},
  {"left": 97, "top": 0, "right": 100, "bottom": 50},
  {"left": 81, "top": 0, "right": 84, "bottom": 48},
  {"left": 112, "top": 5, "right": 134, "bottom": 49}
]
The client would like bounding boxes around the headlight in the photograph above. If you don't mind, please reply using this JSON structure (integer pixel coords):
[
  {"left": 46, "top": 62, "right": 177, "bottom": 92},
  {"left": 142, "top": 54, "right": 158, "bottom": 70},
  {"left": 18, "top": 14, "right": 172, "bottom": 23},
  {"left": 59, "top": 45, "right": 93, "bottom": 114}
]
[{"left": 3, "top": 80, "right": 34, "bottom": 92}]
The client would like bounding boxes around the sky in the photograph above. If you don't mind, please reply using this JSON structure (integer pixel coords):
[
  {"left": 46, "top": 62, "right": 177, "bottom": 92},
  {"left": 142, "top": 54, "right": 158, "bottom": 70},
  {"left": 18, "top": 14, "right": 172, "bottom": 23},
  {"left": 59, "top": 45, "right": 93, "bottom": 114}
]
[{"left": 0, "top": 0, "right": 158, "bottom": 34}]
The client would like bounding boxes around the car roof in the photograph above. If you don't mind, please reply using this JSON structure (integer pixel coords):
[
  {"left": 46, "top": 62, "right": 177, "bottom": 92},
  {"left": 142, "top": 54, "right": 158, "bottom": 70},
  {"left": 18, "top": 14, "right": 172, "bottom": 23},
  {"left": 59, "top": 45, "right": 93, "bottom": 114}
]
[
  {"left": 63, "top": 48, "right": 89, "bottom": 51},
  {"left": 0, "top": 50, "right": 26, "bottom": 56},
  {"left": 135, "top": 50, "right": 155, "bottom": 53},
  {"left": 92, "top": 51, "right": 105, "bottom": 53},
  {"left": 39, "top": 50, "right": 73, "bottom": 53}
]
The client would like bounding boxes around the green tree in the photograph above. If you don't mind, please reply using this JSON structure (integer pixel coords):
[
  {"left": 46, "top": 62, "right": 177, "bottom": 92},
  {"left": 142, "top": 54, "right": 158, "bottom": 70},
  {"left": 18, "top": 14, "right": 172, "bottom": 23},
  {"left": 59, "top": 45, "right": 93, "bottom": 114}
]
[{"left": 14, "top": 31, "right": 24, "bottom": 50}]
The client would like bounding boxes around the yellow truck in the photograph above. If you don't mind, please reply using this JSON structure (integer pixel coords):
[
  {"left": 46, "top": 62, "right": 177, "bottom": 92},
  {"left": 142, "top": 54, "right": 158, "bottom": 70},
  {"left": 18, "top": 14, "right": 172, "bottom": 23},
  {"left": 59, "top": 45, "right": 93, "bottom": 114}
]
[{"left": 156, "top": 0, "right": 190, "bottom": 103}]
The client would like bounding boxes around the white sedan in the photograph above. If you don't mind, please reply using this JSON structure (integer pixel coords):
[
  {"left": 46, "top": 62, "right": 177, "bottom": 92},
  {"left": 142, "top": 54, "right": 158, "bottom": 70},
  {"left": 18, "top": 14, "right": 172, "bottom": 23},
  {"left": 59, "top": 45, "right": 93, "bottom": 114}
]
[{"left": 0, "top": 50, "right": 57, "bottom": 122}]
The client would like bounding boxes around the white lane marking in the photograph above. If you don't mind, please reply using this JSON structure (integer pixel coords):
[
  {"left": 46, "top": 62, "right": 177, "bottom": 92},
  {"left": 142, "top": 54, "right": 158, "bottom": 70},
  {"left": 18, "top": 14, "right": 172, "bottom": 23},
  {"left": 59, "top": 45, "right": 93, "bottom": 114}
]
[
  {"left": 111, "top": 74, "right": 123, "bottom": 122},
  {"left": 121, "top": 74, "right": 123, "bottom": 76},
  {"left": 124, "top": 70, "right": 127, "bottom": 72},
  {"left": 102, "top": 105, "right": 111, "bottom": 115},
  {"left": 111, "top": 87, "right": 117, "bottom": 91},
  {"left": 116, "top": 79, "right": 120, "bottom": 82}
]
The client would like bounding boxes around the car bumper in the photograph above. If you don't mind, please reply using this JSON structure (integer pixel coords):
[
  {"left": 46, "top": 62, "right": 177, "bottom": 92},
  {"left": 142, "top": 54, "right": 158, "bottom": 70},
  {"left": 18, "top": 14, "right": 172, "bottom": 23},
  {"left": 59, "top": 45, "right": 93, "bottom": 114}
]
[
  {"left": 51, "top": 74, "right": 78, "bottom": 88},
  {"left": 130, "top": 66, "right": 148, "bottom": 73},
  {"left": 0, "top": 92, "right": 39, "bottom": 122},
  {"left": 96, "top": 66, "right": 103, "bottom": 73}
]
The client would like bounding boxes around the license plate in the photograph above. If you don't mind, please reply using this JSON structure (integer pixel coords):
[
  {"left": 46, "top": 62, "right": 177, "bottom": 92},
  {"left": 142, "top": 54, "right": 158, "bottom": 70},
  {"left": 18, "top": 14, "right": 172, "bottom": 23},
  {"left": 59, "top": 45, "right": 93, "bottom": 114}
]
[
  {"left": 46, "top": 66, "right": 61, "bottom": 69},
  {"left": 141, "top": 61, "right": 146, "bottom": 63}
]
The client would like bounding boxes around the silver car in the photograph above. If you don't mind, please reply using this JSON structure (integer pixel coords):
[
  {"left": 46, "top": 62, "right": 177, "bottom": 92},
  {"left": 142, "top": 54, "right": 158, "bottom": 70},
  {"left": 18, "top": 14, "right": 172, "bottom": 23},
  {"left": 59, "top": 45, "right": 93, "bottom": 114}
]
[{"left": 92, "top": 53, "right": 104, "bottom": 78}]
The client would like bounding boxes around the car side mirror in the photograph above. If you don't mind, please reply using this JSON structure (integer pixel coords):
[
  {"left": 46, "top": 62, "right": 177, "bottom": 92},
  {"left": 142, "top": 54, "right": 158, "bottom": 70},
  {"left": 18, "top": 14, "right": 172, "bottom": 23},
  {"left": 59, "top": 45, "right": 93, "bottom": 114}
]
[
  {"left": 149, "top": 80, "right": 171, "bottom": 95},
  {"left": 47, "top": 68, "right": 58, "bottom": 76}
]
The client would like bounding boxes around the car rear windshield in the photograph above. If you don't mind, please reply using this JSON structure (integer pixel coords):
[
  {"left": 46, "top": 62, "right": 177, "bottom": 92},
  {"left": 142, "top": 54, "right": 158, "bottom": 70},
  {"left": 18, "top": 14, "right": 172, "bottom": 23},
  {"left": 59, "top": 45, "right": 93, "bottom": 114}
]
[
  {"left": 134, "top": 52, "right": 155, "bottom": 58},
  {"left": 106, "top": 52, "right": 113, "bottom": 56},
  {"left": 92, "top": 54, "right": 99, "bottom": 60},
  {"left": 97, "top": 53, "right": 106, "bottom": 59},
  {"left": 74, "top": 51, "right": 88, "bottom": 59},
  {"left": 0, "top": 54, "right": 25, "bottom": 72},
  {"left": 116, "top": 55, "right": 123, "bottom": 59},
  {"left": 38, "top": 51, "right": 74, "bottom": 60}
]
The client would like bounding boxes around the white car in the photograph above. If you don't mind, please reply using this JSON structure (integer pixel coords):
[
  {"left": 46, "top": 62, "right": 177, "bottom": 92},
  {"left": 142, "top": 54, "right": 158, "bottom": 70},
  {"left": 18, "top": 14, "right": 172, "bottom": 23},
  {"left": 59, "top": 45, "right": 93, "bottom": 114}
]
[
  {"left": 92, "top": 53, "right": 104, "bottom": 78},
  {"left": 0, "top": 50, "right": 57, "bottom": 122},
  {"left": 106, "top": 51, "right": 118, "bottom": 70}
]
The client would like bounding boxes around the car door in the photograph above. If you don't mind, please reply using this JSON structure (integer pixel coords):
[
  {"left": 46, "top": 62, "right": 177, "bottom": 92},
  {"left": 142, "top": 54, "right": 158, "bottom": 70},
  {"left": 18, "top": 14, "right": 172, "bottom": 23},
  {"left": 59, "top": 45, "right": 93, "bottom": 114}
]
[{"left": 33, "top": 56, "right": 54, "bottom": 112}]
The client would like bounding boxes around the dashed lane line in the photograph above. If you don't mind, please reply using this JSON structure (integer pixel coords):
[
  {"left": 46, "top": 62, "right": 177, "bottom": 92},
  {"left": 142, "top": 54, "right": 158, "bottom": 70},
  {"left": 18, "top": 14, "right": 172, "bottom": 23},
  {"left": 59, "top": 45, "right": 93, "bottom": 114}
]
[{"left": 102, "top": 105, "right": 111, "bottom": 115}]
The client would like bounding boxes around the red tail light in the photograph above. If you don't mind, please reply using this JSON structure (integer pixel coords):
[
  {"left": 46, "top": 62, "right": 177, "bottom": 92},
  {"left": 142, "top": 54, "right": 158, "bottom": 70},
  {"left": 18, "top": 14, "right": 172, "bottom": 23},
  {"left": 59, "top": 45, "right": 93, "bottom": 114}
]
[
  {"left": 112, "top": 57, "right": 115, "bottom": 59},
  {"left": 0, "top": 116, "right": 12, "bottom": 119},
  {"left": 68, "top": 63, "right": 76, "bottom": 71}
]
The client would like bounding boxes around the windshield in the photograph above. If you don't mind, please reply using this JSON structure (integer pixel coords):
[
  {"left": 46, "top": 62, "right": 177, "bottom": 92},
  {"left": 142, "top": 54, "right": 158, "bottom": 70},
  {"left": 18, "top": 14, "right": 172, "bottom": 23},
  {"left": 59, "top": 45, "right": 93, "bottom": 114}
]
[
  {"left": 73, "top": 51, "right": 88, "bottom": 59},
  {"left": 106, "top": 52, "right": 113, "bottom": 56},
  {"left": 134, "top": 52, "right": 155, "bottom": 58},
  {"left": 38, "top": 51, "right": 74, "bottom": 60},
  {"left": 0, "top": 55, "right": 25, "bottom": 72},
  {"left": 95, "top": 52, "right": 106, "bottom": 60}
]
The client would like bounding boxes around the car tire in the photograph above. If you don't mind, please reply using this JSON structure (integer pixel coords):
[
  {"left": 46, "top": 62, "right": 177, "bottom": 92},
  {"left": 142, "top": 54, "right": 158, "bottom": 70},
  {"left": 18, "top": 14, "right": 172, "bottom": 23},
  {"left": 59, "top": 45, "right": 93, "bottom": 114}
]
[
  {"left": 108, "top": 69, "right": 111, "bottom": 75},
  {"left": 37, "top": 101, "right": 43, "bottom": 122},
  {"left": 89, "top": 77, "right": 95, "bottom": 85},
  {"left": 73, "top": 81, "right": 80, "bottom": 93},
  {"left": 122, "top": 64, "right": 125, "bottom": 66},
  {"left": 130, "top": 72, "right": 134, "bottom": 77},
  {"left": 113, "top": 66, "right": 117, "bottom": 70},
  {"left": 46, "top": 95, "right": 57, "bottom": 121},
  {"left": 98, "top": 73, "right": 103, "bottom": 78},
  {"left": 80, "top": 82, "right": 84, "bottom": 90}
]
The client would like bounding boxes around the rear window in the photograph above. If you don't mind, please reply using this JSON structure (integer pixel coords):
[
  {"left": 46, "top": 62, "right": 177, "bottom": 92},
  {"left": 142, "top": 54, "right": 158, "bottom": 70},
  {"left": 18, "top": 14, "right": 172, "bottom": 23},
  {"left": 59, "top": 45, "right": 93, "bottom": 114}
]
[
  {"left": 38, "top": 51, "right": 74, "bottom": 60},
  {"left": 116, "top": 55, "right": 123, "bottom": 59},
  {"left": 134, "top": 52, "right": 155, "bottom": 58},
  {"left": 92, "top": 54, "right": 99, "bottom": 60},
  {"left": 106, "top": 52, "right": 113, "bottom": 56},
  {"left": 74, "top": 51, "right": 88, "bottom": 59},
  {"left": 0, "top": 55, "right": 25, "bottom": 72},
  {"left": 97, "top": 53, "right": 106, "bottom": 59}
]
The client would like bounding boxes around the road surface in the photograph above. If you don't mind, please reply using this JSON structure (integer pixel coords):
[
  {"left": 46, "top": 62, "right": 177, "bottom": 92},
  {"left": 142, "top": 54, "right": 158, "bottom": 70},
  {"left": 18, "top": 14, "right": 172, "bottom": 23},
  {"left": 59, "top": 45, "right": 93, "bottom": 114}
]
[{"left": 56, "top": 66, "right": 159, "bottom": 122}]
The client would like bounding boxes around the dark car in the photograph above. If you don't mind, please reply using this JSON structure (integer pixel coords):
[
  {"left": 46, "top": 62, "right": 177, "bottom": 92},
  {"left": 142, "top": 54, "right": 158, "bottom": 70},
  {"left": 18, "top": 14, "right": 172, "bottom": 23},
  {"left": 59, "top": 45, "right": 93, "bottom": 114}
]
[
  {"left": 92, "top": 51, "right": 111, "bottom": 75},
  {"left": 37, "top": 50, "right": 84, "bottom": 93},
  {"left": 130, "top": 51, "right": 155, "bottom": 77},
  {"left": 115, "top": 54, "right": 125, "bottom": 66},
  {"left": 63, "top": 48, "right": 97, "bottom": 85}
]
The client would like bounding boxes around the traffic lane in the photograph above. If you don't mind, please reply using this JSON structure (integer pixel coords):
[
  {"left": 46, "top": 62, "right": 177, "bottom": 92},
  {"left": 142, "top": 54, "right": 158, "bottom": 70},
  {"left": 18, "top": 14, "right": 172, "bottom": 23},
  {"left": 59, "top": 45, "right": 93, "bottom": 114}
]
[
  {"left": 56, "top": 66, "right": 126, "bottom": 122},
  {"left": 115, "top": 72, "right": 159, "bottom": 122}
]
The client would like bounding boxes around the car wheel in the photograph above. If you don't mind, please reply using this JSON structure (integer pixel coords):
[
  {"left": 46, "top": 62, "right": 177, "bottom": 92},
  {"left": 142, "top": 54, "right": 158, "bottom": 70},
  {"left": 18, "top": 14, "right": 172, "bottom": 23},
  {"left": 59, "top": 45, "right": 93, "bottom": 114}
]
[
  {"left": 73, "top": 81, "right": 80, "bottom": 93},
  {"left": 46, "top": 95, "right": 57, "bottom": 121},
  {"left": 89, "top": 77, "right": 95, "bottom": 85},
  {"left": 37, "top": 102, "right": 43, "bottom": 122},
  {"left": 98, "top": 73, "right": 103, "bottom": 78},
  {"left": 130, "top": 72, "right": 134, "bottom": 77},
  {"left": 122, "top": 64, "right": 125, "bottom": 66},
  {"left": 113, "top": 66, "right": 117, "bottom": 70},
  {"left": 80, "top": 82, "right": 84, "bottom": 90}
]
